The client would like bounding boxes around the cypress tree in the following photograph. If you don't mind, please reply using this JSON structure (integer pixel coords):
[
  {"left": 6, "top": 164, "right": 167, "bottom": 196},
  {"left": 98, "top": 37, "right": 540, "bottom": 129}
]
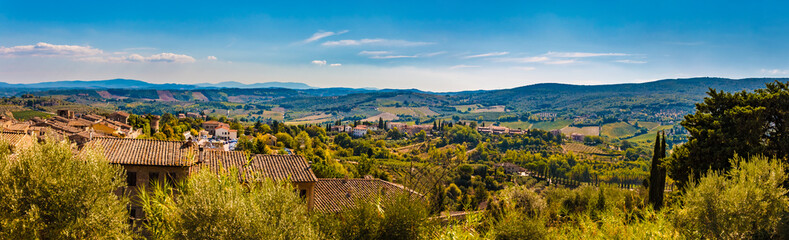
[{"left": 648, "top": 131, "right": 667, "bottom": 210}]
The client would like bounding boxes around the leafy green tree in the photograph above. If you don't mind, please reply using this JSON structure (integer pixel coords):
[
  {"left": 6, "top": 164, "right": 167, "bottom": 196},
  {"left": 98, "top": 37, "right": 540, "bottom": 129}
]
[
  {"left": 0, "top": 139, "right": 133, "bottom": 239},
  {"left": 666, "top": 81, "right": 789, "bottom": 188},
  {"left": 139, "top": 169, "right": 316, "bottom": 239}
]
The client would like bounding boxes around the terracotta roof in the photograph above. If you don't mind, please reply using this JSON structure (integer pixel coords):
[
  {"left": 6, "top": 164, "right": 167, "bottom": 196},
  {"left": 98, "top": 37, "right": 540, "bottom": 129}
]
[
  {"left": 82, "top": 114, "right": 104, "bottom": 122},
  {"left": 84, "top": 138, "right": 197, "bottom": 166},
  {"left": 0, "top": 132, "right": 32, "bottom": 147},
  {"left": 193, "top": 151, "right": 317, "bottom": 183},
  {"left": 111, "top": 111, "right": 130, "bottom": 117},
  {"left": 313, "top": 178, "right": 419, "bottom": 212},
  {"left": 202, "top": 120, "right": 223, "bottom": 125}
]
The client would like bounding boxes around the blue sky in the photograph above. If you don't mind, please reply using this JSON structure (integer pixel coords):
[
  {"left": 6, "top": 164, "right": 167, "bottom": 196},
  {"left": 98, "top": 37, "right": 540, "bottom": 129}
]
[{"left": 1, "top": 0, "right": 788, "bottom": 91}]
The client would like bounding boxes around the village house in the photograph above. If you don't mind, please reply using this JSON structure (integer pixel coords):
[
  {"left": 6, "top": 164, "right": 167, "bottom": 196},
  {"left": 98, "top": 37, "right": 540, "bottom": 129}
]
[
  {"left": 494, "top": 162, "right": 527, "bottom": 175},
  {"left": 352, "top": 125, "right": 368, "bottom": 137},
  {"left": 186, "top": 112, "right": 201, "bottom": 119},
  {"left": 108, "top": 111, "right": 130, "bottom": 124},
  {"left": 202, "top": 120, "right": 230, "bottom": 136},
  {"left": 571, "top": 133, "right": 585, "bottom": 142},
  {"left": 82, "top": 138, "right": 320, "bottom": 220},
  {"left": 214, "top": 125, "right": 238, "bottom": 140}
]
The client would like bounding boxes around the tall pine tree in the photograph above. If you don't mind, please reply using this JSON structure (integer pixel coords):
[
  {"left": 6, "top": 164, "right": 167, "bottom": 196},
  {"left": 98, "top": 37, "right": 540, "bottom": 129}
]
[{"left": 648, "top": 131, "right": 667, "bottom": 210}]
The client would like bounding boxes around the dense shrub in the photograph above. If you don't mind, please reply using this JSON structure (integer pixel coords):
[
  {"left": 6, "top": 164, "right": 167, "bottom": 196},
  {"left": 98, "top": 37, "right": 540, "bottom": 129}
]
[
  {"left": 0, "top": 139, "right": 133, "bottom": 239},
  {"left": 674, "top": 155, "right": 788, "bottom": 239},
  {"left": 139, "top": 170, "right": 316, "bottom": 239},
  {"left": 316, "top": 193, "right": 431, "bottom": 240}
]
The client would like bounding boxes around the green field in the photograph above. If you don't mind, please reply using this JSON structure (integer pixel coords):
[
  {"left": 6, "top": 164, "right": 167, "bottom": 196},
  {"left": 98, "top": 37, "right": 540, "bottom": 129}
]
[
  {"left": 12, "top": 110, "right": 53, "bottom": 121},
  {"left": 601, "top": 122, "right": 638, "bottom": 139},
  {"left": 499, "top": 121, "right": 532, "bottom": 130},
  {"left": 530, "top": 119, "right": 572, "bottom": 130},
  {"left": 633, "top": 121, "right": 660, "bottom": 130},
  {"left": 626, "top": 125, "right": 674, "bottom": 144}
]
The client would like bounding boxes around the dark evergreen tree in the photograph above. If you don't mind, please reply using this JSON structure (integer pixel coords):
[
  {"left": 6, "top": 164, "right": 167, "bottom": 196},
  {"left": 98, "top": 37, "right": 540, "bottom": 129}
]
[{"left": 648, "top": 131, "right": 667, "bottom": 210}]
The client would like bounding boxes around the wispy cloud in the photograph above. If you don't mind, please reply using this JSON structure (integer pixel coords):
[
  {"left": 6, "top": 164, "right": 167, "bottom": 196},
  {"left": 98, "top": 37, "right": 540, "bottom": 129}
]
[
  {"left": 545, "top": 52, "right": 629, "bottom": 58},
  {"left": 359, "top": 50, "right": 392, "bottom": 55},
  {"left": 206, "top": 56, "right": 218, "bottom": 60},
  {"left": 361, "top": 50, "right": 443, "bottom": 59},
  {"left": 322, "top": 38, "right": 433, "bottom": 47},
  {"left": 85, "top": 53, "right": 197, "bottom": 63},
  {"left": 0, "top": 42, "right": 103, "bottom": 57},
  {"left": 449, "top": 65, "right": 480, "bottom": 69},
  {"left": 614, "top": 59, "right": 646, "bottom": 64},
  {"left": 0, "top": 42, "right": 198, "bottom": 63},
  {"left": 463, "top": 51, "right": 509, "bottom": 59},
  {"left": 370, "top": 55, "right": 417, "bottom": 59},
  {"left": 312, "top": 60, "right": 342, "bottom": 67},
  {"left": 761, "top": 69, "right": 789, "bottom": 75},
  {"left": 512, "top": 66, "right": 536, "bottom": 71},
  {"left": 494, "top": 56, "right": 550, "bottom": 63},
  {"left": 303, "top": 30, "right": 349, "bottom": 43},
  {"left": 545, "top": 59, "right": 577, "bottom": 65}
]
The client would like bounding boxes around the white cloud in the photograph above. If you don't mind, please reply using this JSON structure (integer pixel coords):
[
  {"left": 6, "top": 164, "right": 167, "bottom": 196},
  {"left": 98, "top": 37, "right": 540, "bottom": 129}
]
[
  {"left": 495, "top": 56, "right": 550, "bottom": 63},
  {"left": 0, "top": 42, "right": 197, "bottom": 63},
  {"left": 322, "top": 38, "right": 433, "bottom": 47},
  {"left": 761, "top": 69, "right": 789, "bottom": 75},
  {"left": 545, "top": 52, "right": 629, "bottom": 58},
  {"left": 512, "top": 66, "right": 536, "bottom": 71},
  {"left": 463, "top": 51, "right": 509, "bottom": 59},
  {"left": 330, "top": 63, "right": 342, "bottom": 67},
  {"left": 85, "top": 53, "right": 197, "bottom": 63},
  {"left": 420, "top": 51, "right": 446, "bottom": 57},
  {"left": 0, "top": 42, "right": 103, "bottom": 57},
  {"left": 614, "top": 59, "right": 646, "bottom": 64},
  {"left": 303, "top": 30, "right": 349, "bottom": 43},
  {"left": 359, "top": 50, "right": 392, "bottom": 55},
  {"left": 206, "top": 56, "right": 218, "bottom": 60},
  {"left": 361, "top": 50, "right": 443, "bottom": 59},
  {"left": 311, "top": 60, "right": 327, "bottom": 66},
  {"left": 370, "top": 55, "right": 417, "bottom": 59},
  {"left": 545, "top": 59, "right": 576, "bottom": 65},
  {"left": 450, "top": 65, "right": 480, "bottom": 69}
]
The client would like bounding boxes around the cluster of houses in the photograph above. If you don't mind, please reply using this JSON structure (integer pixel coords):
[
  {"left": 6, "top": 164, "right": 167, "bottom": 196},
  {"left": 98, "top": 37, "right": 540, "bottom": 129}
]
[
  {"left": 476, "top": 126, "right": 526, "bottom": 135},
  {"left": 0, "top": 110, "right": 149, "bottom": 145},
  {"left": 330, "top": 124, "right": 379, "bottom": 137},
  {"left": 0, "top": 130, "right": 418, "bottom": 223},
  {"left": 329, "top": 122, "right": 435, "bottom": 137}
]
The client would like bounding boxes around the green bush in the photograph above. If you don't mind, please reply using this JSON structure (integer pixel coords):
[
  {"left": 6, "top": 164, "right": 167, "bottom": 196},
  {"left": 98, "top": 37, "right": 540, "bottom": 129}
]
[
  {"left": 317, "top": 193, "right": 431, "bottom": 240},
  {"left": 139, "top": 170, "right": 316, "bottom": 239},
  {"left": 0, "top": 139, "right": 133, "bottom": 239},
  {"left": 674, "top": 155, "right": 789, "bottom": 239}
]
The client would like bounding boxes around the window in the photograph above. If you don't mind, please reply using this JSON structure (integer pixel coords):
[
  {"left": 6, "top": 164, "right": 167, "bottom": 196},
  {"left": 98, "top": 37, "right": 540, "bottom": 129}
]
[
  {"left": 299, "top": 189, "right": 307, "bottom": 199},
  {"left": 166, "top": 172, "right": 177, "bottom": 186},
  {"left": 149, "top": 172, "right": 159, "bottom": 186},
  {"left": 126, "top": 172, "right": 137, "bottom": 186}
]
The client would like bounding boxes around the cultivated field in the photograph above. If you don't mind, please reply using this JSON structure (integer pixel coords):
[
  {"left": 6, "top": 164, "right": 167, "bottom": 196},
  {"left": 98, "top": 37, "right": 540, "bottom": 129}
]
[{"left": 560, "top": 126, "right": 600, "bottom": 136}]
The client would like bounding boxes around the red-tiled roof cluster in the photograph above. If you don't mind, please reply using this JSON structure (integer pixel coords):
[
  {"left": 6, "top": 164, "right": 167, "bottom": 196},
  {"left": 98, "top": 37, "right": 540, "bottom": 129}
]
[
  {"left": 313, "top": 178, "right": 419, "bottom": 212},
  {"left": 84, "top": 138, "right": 317, "bottom": 182},
  {"left": 193, "top": 150, "right": 317, "bottom": 183},
  {"left": 86, "top": 138, "right": 197, "bottom": 166}
]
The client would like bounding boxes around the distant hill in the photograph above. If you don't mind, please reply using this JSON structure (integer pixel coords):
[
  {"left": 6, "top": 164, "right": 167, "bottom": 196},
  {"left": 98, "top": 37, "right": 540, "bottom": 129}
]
[{"left": 194, "top": 81, "right": 315, "bottom": 89}]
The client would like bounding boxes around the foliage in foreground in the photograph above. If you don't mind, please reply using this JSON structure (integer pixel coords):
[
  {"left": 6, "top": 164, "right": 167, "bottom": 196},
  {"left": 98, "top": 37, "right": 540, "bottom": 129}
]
[
  {"left": 674, "top": 155, "right": 789, "bottom": 239},
  {"left": 138, "top": 170, "right": 316, "bottom": 240},
  {"left": 314, "top": 193, "right": 432, "bottom": 240},
  {"left": 0, "top": 139, "right": 132, "bottom": 239}
]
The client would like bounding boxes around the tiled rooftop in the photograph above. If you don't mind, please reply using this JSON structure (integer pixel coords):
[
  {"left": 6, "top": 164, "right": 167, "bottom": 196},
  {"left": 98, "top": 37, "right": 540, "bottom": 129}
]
[
  {"left": 85, "top": 137, "right": 197, "bottom": 166},
  {"left": 193, "top": 150, "right": 317, "bottom": 183},
  {"left": 313, "top": 178, "right": 418, "bottom": 212}
]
